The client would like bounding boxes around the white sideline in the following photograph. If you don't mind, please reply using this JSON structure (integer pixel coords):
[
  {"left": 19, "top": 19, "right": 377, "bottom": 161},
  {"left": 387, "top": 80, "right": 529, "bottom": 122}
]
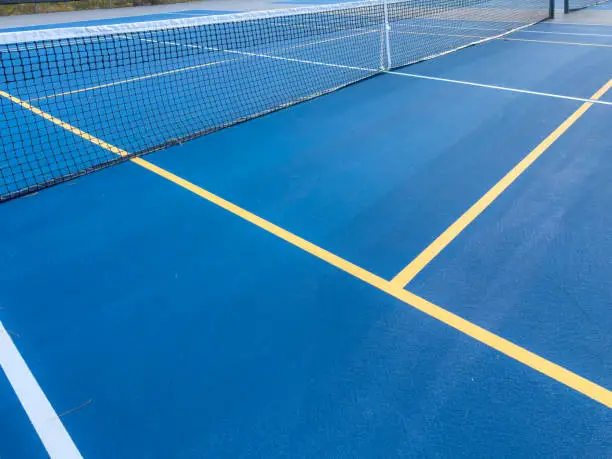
[
  {"left": 387, "top": 70, "right": 612, "bottom": 106},
  {"left": 0, "top": 321, "right": 82, "bottom": 459}
]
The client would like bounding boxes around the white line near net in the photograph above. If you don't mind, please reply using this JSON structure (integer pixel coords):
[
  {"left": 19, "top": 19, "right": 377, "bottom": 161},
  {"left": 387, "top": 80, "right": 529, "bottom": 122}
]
[
  {"left": 28, "top": 26, "right": 612, "bottom": 107},
  {"left": 386, "top": 70, "right": 612, "bottom": 106},
  {"left": 0, "top": 321, "right": 82, "bottom": 459}
]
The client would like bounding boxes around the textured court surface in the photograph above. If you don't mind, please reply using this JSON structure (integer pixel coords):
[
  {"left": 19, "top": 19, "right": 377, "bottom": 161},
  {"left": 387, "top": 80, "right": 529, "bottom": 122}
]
[{"left": 0, "top": 5, "right": 611, "bottom": 459}]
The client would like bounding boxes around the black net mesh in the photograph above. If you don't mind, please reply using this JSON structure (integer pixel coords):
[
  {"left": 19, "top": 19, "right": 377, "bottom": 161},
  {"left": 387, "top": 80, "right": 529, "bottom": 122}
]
[{"left": 0, "top": 0, "right": 551, "bottom": 201}]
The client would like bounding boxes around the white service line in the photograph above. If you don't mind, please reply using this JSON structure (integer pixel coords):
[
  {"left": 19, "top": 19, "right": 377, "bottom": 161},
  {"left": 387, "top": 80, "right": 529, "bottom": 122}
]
[
  {"left": 0, "top": 321, "right": 82, "bottom": 459},
  {"left": 386, "top": 70, "right": 612, "bottom": 106}
]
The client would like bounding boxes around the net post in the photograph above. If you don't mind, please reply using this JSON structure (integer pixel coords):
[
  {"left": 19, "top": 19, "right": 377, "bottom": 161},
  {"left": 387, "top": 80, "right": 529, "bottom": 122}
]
[
  {"left": 382, "top": 0, "right": 392, "bottom": 70},
  {"left": 564, "top": 0, "right": 569, "bottom": 13},
  {"left": 550, "top": 0, "right": 555, "bottom": 17}
]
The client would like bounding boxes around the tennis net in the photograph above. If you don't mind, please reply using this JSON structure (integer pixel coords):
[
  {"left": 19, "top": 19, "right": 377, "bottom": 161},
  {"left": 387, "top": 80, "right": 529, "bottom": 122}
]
[{"left": 0, "top": 0, "right": 552, "bottom": 202}]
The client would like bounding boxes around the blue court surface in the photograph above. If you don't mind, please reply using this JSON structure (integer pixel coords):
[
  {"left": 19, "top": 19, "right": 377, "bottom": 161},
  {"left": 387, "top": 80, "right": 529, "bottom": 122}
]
[{"left": 0, "top": 5, "right": 612, "bottom": 459}]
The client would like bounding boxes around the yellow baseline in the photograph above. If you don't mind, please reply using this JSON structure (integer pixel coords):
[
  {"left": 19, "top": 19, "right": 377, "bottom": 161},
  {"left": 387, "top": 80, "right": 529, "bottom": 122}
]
[
  {"left": 392, "top": 79, "right": 612, "bottom": 288},
  {"left": 1, "top": 90, "right": 611, "bottom": 408}
]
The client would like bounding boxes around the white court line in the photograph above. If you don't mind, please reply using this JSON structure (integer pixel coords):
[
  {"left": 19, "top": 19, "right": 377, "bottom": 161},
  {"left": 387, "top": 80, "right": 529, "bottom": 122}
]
[
  {"left": 386, "top": 70, "right": 612, "bottom": 106},
  {"left": 0, "top": 321, "right": 82, "bottom": 459}
]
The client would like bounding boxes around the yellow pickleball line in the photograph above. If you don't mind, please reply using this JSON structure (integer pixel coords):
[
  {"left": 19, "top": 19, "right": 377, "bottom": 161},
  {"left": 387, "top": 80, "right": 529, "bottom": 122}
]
[
  {"left": 116, "top": 159, "right": 612, "bottom": 409},
  {"left": 0, "top": 91, "right": 127, "bottom": 157},
  {"left": 2, "top": 89, "right": 610, "bottom": 408},
  {"left": 391, "top": 79, "right": 612, "bottom": 288}
]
